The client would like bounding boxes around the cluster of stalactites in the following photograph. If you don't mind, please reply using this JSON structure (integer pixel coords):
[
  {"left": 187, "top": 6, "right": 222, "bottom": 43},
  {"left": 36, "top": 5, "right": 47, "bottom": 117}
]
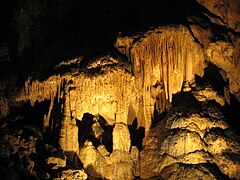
[
  {"left": 15, "top": 25, "right": 209, "bottom": 139},
  {"left": 116, "top": 25, "right": 205, "bottom": 132},
  {"left": 23, "top": 75, "right": 64, "bottom": 106}
]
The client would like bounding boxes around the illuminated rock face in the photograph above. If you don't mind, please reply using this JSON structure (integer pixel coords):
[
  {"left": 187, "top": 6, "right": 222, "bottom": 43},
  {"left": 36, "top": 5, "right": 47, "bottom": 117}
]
[
  {"left": 112, "top": 123, "right": 131, "bottom": 152},
  {"left": 59, "top": 169, "right": 87, "bottom": 180},
  {"left": 18, "top": 25, "right": 205, "bottom": 134},
  {"left": 1, "top": 0, "right": 240, "bottom": 179},
  {"left": 78, "top": 141, "right": 134, "bottom": 180},
  {"left": 16, "top": 56, "right": 135, "bottom": 157},
  {"left": 17, "top": 26, "right": 205, "bottom": 153},
  {"left": 115, "top": 25, "right": 205, "bottom": 132},
  {"left": 197, "top": 0, "right": 240, "bottom": 32},
  {"left": 10, "top": 25, "right": 240, "bottom": 179},
  {"left": 160, "top": 163, "right": 225, "bottom": 179},
  {"left": 206, "top": 40, "right": 240, "bottom": 101},
  {"left": 140, "top": 92, "right": 240, "bottom": 179}
]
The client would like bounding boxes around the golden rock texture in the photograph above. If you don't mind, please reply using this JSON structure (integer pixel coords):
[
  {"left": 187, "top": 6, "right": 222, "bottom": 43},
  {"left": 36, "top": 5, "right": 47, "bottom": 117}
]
[
  {"left": 197, "top": 0, "right": 240, "bottom": 32},
  {"left": 60, "top": 169, "right": 87, "bottom": 180},
  {"left": 10, "top": 24, "right": 240, "bottom": 179},
  {"left": 112, "top": 123, "right": 131, "bottom": 152},
  {"left": 206, "top": 40, "right": 240, "bottom": 100},
  {"left": 115, "top": 25, "right": 205, "bottom": 132},
  {"left": 130, "top": 146, "right": 140, "bottom": 177},
  {"left": 160, "top": 163, "right": 224, "bottom": 179},
  {"left": 2, "top": 0, "right": 240, "bottom": 179},
  {"left": 78, "top": 141, "right": 107, "bottom": 179},
  {"left": 140, "top": 92, "right": 240, "bottom": 179},
  {"left": 78, "top": 141, "right": 134, "bottom": 180}
]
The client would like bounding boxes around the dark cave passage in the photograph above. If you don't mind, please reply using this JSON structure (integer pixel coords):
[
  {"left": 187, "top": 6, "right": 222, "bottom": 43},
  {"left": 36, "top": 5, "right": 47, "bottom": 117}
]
[{"left": 225, "top": 95, "right": 240, "bottom": 132}]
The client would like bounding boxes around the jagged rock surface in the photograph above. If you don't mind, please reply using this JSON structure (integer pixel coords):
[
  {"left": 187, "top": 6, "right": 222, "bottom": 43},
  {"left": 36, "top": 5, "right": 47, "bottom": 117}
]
[
  {"left": 16, "top": 25, "right": 206, "bottom": 139},
  {"left": 58, "top": 169, "right": 87, "bottom": 180},
  {"left": 140, "top": 92, "right": 240, "bottom": 179},
  {"left": 106, "top": 150, "right": 134, "bottom": 180},
  {"left": 4, "top": 22, "right": 238, "bottom": 179},
  {"left": 78, "top": 140, "right": 135, "bottom": 180},
  {"left": 115, "top": 25, "right": 205, "bottom": 132},
  {"left": 78, "top": 141, "right": 107, "bottom": 179},
  {"left": 160, "top": 163, "right": 225, "bottom": 179},
  {"left": 130, "top": 146, "right": 140, "bottom": 177},
  {"left": 206, "top": 40, "right": 240, "bottom": 101},
  {"left": 197, "top": 0, "right": 240, "bottom": 32},
  {"left": 0, "top": 0, "right": 240, "bottom": 179},
  {"left": 0, "top": 123, "right": 45, "bottom": 179},
  {"left": 46, "top": 144, "right": 67, "bottom": 170}
]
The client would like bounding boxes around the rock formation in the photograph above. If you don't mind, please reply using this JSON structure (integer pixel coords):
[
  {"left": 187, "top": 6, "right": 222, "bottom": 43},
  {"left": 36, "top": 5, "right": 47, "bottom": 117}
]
[
  {"left": 0, "top": 0, "right": 240, "bottom": 179},
  {"left": 140, "top": 91, "right": 240, "bottom": 179},
  {"left": 115, "top": 25, "right": 205, "bottom": 132}
]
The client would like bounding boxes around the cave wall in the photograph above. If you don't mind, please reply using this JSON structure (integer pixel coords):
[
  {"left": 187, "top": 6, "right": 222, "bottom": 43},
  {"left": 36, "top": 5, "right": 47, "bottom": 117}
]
[
  {"left": 0, "top": 0, "right": 240, "bottom": 179},
  {"left": 15, "top": 25, "right": 206, "bottom": 137},
  {"left": 116, "top": 25, "right": 205, "bottom": 131}
]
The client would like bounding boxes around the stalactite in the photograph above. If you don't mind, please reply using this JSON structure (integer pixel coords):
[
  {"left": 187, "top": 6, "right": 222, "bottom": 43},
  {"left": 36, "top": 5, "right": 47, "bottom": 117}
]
[
  {"left": 15, "top": 25, "right": 207, "bottom": 156},
  {"left": 43, "top": 94, "right": 55, "bottom": 133},
  {"left": 116, "top": 25, "right": 205, "bottom": 133}
]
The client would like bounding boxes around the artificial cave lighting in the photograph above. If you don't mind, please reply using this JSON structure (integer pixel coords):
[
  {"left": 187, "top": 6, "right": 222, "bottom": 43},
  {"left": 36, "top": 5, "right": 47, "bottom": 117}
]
[{"left": 0, "top": 0, "right": 240, "bottom": 179}]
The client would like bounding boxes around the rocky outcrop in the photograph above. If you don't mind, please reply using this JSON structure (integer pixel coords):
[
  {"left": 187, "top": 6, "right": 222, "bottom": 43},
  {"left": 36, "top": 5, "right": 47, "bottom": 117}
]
[
  {"left": 78, "top": 141, "right": 107, "bottom": 179},
  {"left": 59, "top": 169, "right": 87, "bottom": 180},
  {"left": 106, "top": 150, "right": 134, "bottom": 180},
  {"left": 160, "top": 163, "right": 225, "bottom": 179},
  {"left": 140, "top": 91, "right": 240, "bottom": 179},
  {"left": 16, "top": 25, "right": 206, "bottom": 140},
  {"left": 192, "top": 85, "right": 226, "bottom": 106},
  {"left": 45, "top": 144, "right": 67, "bottom": 170},
  {"left": 78, "top": 140, "right": 135, "bottom": 180},
  {"left": 59, "top": 120, "right": 79, "bottom": 162},
  {"left": 130, "top": 146, "right": 140, "bottom": 177},
  {"left": 0, "top": 123, "right": 45, "bottom": 179},
  {"left": 197, "top": 0, "right": 240, "bottom": 32},
  {"left": 206, "top": 40, "right": 240, "bottom": 101}
]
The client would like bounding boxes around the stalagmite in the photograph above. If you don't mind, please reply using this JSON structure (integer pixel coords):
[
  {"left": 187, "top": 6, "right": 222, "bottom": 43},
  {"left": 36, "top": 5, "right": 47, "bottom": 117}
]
[
  {"left": 2, "top": 0, "right": 240, "bottom": 179},
  {"left": 10, "top": 24, "right": 239, "bottom": 180},
  {"left": 140, "top": 91, "right": 240, "bottom": 179},
  {"left": 112, "top": 123, "right": 131, "bottom": 152},
  {"left": 43, "top": 94, "right": 55, "bottom": 133}
]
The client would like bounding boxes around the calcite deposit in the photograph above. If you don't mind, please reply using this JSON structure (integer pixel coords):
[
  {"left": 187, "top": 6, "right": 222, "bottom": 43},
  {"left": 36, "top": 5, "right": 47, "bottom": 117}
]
[
  {"left": 3, "top": 24, "right": 238, "bottom": 179},
  {"left": 0, "top": 0, "right": 240, "bottom": 179},
  {"left": 140, "top": 91, "right": 240, "bottom": 179}
]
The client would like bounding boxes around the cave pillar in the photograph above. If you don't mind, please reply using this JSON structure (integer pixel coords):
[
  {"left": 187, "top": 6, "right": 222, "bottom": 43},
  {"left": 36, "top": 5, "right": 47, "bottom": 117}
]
[
  {"left": 112, "top": 122, "right": 131, "bottom": 152},
  {"left": 59, "top": 89, "right": 79, "bottom": 162}
]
